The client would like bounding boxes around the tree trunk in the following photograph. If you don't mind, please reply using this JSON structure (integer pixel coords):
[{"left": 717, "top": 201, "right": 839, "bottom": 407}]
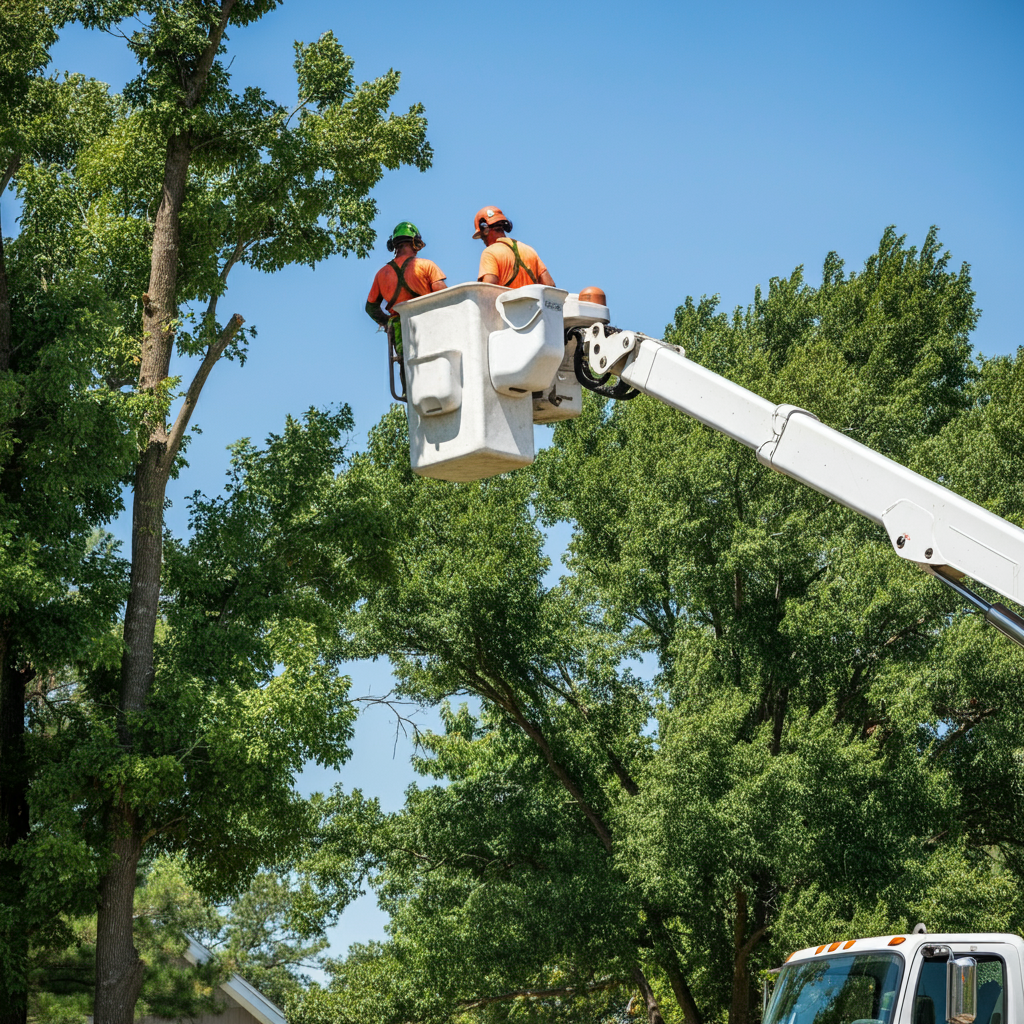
[
  {"left": 94, "top": 821, "right": 144, "bottom": 1024},
  {"left": 95, "top": 2, "right": 235, "bottom": 997},
  {"left": 89, "top": 10, "right": 237, "bottom": 1022},
  {"left": 95, "top": 131, "right": 192, "bottom": 1024},
  {"left": 0, "top": 636, "right": 31, "bottom": 1024},
  {"left": 117, "top": 133, "right": 191, "bottom": 725},
  {"left": 650, "top": 912, "right": 705, "bottom": 1024},
  {"left": 632, "top": 965, "right": 667, "bottom": 1024},
  {"left": 117, "top": 443, "right": 170, "bottom": 730},
  {"left": 729, "top": 889, "right": 765, "bottom": 1024},
  {"left": 730, "top": 957, "right": 752, "bottom": 1024},
  {"left": 667, "top": 962, "right": 705, "bottom": 1024}
]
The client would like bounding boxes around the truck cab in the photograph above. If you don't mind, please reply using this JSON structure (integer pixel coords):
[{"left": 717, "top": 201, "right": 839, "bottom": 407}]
[{"left": 764, "top": 933, "right": 1023, "bottom": 1024}]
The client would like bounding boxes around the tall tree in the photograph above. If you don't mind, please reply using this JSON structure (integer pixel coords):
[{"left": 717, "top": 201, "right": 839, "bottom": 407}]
[
  {"left": 0, "top": 15, "right": 59, "bottom": 1023},
  {"left": 8, "top": 4, "right": 431, "bottom": 1021},
  {"left": 1, "top": 14, "right": 145, "bottom": 1020},
  {"left": 298, "top": 229, "right": 1024, "bottom": 1024}
]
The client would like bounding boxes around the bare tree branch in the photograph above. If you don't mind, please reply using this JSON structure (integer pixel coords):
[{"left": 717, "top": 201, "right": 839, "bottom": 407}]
[
  {"left": 166, "top": 312, "right": 244, "bottom": 462},
  {"left": 0, "top": 155, "right": 21, "bottom": 198},
  {"left": 934, "top": 705, "right": 1001, "bottom": 758}
]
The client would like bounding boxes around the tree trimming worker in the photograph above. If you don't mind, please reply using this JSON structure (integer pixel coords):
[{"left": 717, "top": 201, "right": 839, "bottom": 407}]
[
  {"left": 474, "top": 206, "right": 555, "bottom": 288},
  {"left": 365, "top": 221, "right": 447, "bottom": 355}
]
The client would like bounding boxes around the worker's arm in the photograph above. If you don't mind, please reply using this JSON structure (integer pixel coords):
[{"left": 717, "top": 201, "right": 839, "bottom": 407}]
[
  {"left": 539, "top": 269, "right": 555, "bottom": 286},
  {"left": 479, "top": 274, "right": 499, "bottom": 285},
  {"left": 364, "top": 299, "right": 389, "bottom": 326},
  {"left": 431, "top": 278, "right": 447, "bottom": 292}
]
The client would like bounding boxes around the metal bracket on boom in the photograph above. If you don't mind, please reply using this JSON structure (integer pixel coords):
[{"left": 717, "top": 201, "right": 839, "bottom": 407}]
[
  {"left": 573, "top": 323, "right": 670, "bottom": 400},
  {"left": 755, "top": 405, "right": 820, "bottom": 468},
  {"left": 571, "top": 324, "right": 642, "bottom": 400},
  {"left": 881, "top": 499, "right": 944, "bottom": 566},
  {"left": 586, "top": 324, "right": 640, "bottom": 377}
]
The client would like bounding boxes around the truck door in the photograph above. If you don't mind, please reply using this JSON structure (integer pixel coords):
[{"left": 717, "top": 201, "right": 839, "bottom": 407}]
[{"left": 910, "top": 953, "right": 1006, "bottom": 1024}]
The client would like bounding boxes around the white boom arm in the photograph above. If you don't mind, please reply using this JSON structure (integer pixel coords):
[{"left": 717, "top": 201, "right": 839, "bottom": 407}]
[{"left": 586, "top": 326, "right": 1024, "bottom": 648}]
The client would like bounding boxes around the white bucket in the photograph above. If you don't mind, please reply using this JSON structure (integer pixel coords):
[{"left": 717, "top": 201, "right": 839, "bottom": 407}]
[{"left": 396, "top": 283, "right": 582, "bottom": 481}]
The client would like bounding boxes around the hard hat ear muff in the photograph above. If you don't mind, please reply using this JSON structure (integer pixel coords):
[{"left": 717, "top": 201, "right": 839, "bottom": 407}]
[
  {"left": 386, "top": 235, "right": 395, "bottom": 252},
  {"left": 503, "top": 219, "right": 513, "bottom": 233}
]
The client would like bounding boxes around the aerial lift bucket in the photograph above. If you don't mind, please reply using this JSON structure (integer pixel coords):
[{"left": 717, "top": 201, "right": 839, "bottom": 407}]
[{"left": 395, "top": 284, "right": 608, "bottom": 482}]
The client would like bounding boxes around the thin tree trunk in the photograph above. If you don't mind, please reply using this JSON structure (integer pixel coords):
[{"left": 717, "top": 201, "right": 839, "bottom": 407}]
[
  {"left": 0, "top": 640, "right": 31, "bottom": 1024},
  {"left": 730, "top": 889, "right": 751, "bottom": 1024},
  {"left": 95, "top": 7, "right": 238, "bottom": 1016},
  {"left": 94, "top": 823, "right": 144, "bottom": 1024},
  {"left": 632, "top": 965, "right": 667, "bottom": 1024},
  {"left": 117, "top": 133, "right": 191, "bottom": 724},
  {"left": 729, "top": 889, "right": 766, "bottom": 1024}
]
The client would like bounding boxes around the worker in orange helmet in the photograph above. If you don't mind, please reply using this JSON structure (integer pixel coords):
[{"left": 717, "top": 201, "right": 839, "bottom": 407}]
[
  {"left": 365, "top": 221, "right": 447, "bottom": 356},
  {"left": 473, "top": 207, "right": 556, "bottom": 289}
]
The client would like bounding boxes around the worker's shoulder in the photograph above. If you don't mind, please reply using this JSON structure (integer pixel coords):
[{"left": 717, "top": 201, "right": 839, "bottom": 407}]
[
  {"left": 509, "top": 237, "right": 542, "bottom": 258},
  {"left": 405, "top": 256, "right": 445, "bottom": 278},
  {"left": 483, "top": 240, "right": 513, "bottom": 256}
]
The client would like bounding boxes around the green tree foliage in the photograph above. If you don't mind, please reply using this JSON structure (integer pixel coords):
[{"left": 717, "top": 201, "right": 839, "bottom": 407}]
[
  {"left": 0, "top": 21, "right": 144, "bottom": 1023},
  {"left": 23, "top": 404, "right": 383, "bottom": 1005},
  {"left": 29, "top": 853, "right": 330, "bottom": 1020},
  {"left": 295, "top": 229, "right": 1024, "bottom": 1024},
  {"left": 1, "top": 3, "right": 430, "bottom": 1021},
  {"left": 29, "top": 856, "right": 224, "bottom": 1023},
  {"left": 210, "top": 868, "right": 332, "bottom": 1007}
]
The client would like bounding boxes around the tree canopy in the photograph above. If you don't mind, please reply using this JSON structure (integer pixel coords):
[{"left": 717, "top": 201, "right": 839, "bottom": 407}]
[
  {"left": 1, "top": 4, "right": 430, "bottom": 1021},
  {"left": 293, "top": 228, "right": 1024, "bottom": 1024}
]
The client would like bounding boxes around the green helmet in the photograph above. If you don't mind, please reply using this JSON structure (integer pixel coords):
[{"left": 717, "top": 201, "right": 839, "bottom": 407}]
[{"left": 387, "top": 221, "right": 424, "bottom": 252}]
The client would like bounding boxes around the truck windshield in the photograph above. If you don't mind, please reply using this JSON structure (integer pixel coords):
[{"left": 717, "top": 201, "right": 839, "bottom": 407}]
[{"left": 764, "top": 952, "right": 903, "bottom": 1024}]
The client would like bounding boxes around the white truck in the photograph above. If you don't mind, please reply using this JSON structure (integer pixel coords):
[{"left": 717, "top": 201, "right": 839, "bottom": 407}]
[
  {"left": 763, "top": 930, "right": 1019, "bottom": 1024},
  {"left": 393, "top": 283, "right": 1024, "bottom": 650}
]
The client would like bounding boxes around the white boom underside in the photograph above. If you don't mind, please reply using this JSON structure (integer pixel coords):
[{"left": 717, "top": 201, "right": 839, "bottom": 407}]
[{"left": 615, "top": 336, "right": 1024, "bottom": 643}]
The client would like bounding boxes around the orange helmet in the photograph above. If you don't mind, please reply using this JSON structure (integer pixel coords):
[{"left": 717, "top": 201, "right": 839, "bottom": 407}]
[{"left": 472, "top": 206, "right": 513, "bottom": 239}]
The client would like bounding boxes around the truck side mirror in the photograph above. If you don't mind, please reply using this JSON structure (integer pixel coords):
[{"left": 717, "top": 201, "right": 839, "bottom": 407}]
[{"left": 946, "top": 956, "right": 977, "bottom": 1024}]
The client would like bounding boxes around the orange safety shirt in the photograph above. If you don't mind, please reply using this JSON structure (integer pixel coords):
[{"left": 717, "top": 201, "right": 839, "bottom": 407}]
[
  {"left": 368, "top": 255, "right": 447, "bottom": 316},
  {"left": 478, "top": 238, "right": 548, "bottom": 290}
]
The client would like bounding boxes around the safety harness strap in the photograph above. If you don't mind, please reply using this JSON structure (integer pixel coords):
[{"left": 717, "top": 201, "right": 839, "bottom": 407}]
[
  {"left": 499, "top": 239, "right": 538, "bottom": 287},
  {"left": 387, "top": 257, "right": 426, "bottom": 309}
]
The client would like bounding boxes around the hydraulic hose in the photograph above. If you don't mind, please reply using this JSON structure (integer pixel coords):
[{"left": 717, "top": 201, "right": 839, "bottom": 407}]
[{"left": 569, "top": 327, "right": 641, "bottom": 400}]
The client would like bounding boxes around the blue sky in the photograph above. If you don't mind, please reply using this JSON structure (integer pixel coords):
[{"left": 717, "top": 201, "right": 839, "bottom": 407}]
[{"left": 26, "top": 0, "right": 1024, "bottom": 970}]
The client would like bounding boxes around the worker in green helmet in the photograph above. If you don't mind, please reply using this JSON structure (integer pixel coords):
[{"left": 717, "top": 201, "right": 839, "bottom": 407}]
[{"left": 365, "top": 221, "right": 447, "bottom": 357}]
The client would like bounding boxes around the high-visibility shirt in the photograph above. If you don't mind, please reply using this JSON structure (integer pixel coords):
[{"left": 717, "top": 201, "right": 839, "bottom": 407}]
[
  {"left": 368, "top": 255, "right": 446, "bottom": 316},
  {"left": 478, "top": 238, "right": 548, "bottom": 290}
]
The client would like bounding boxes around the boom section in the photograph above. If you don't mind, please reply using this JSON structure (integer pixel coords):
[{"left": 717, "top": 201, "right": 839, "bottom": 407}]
[{"left": 602, "top": 331, "right": 1024, "bottom": 648}]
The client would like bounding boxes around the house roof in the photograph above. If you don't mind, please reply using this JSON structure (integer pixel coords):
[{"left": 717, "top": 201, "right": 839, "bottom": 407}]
[{"left": 184, "top": 934, "right": 287, "bottom": 1024}]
